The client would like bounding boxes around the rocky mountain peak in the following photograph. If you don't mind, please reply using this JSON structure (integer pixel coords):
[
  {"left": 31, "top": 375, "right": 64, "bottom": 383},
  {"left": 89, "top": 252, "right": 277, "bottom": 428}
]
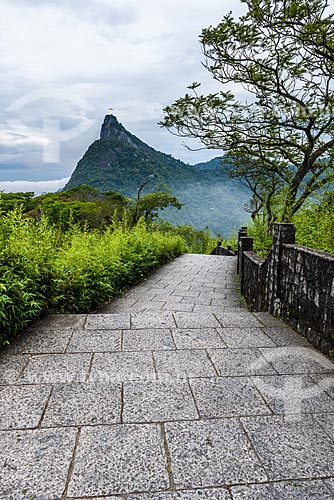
[{"left": 100, "top": 114, "right": 142, "bottom": 150}]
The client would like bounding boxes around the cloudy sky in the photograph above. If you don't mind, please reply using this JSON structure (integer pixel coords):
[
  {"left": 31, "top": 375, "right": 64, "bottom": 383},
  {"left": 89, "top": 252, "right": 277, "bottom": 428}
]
[{"left": 0, "top": 0, "right": 245, "bottom": 193}]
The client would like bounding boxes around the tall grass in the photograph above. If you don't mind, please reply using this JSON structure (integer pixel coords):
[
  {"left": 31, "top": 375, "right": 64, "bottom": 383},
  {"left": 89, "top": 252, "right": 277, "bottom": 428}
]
[{"left": 0, "top": 211, "right": 185, "bottom": 345}]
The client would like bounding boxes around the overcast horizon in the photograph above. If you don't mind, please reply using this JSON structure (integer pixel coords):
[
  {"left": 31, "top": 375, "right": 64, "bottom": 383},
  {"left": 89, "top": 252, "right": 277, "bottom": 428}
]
[{"left": 0, "top": 0, "right": 246, "bottom": 194}]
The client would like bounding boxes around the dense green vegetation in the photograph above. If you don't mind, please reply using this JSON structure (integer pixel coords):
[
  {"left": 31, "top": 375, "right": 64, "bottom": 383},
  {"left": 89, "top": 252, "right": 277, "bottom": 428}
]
[
  {"left": 0, "top": 186, "right": 218, "bottom": 251},
  {"left": 156, "top": 221, "right": 217, "bottom": 255},
  {"left": 0, "top": 185, "right": 222, "bottom": 345},
  {"left": 0, "top": 185, "right": 183, "bottom": 231},
  {"left": 0, "top": 210, "right": 186, "bottom": 346},
  {"left": 246, "top": 191, "right": 334, "bottom": 258},
  {"left": 293, "top": 192, "right": 334, "bottom": 254},
  {"left": 64, "top": 115, "right": 250, "bottom": 235}
]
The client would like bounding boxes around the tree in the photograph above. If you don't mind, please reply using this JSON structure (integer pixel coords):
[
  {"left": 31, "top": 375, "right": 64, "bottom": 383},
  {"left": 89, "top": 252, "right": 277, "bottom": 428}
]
[
  {"left": 0, "top": 191, "right": 35, "bottom": 213},
  {"left": 161, "top": 0, "right": 334, "bottom": 222},
  {"left": 225, "top": 153, "right": 284, "bottom": 231},
  {"left": 130, "top": 191, "right": 183, "bottom": 227}
]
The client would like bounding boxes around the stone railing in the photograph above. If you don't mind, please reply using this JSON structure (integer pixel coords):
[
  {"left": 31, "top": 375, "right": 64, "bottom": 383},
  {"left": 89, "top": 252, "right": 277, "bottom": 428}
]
[
  {"left": 211, "top": 240, "right": 236, "bottom": 256},
  {"left": 238, "top": 223, "right": 334, "bottom": 354}
]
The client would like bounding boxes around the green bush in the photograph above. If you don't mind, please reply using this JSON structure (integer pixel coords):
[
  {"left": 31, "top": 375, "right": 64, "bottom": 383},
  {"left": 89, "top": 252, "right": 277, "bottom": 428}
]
[
  {"left": 247, "top": 218, "right": 273, "bottom": 258},
  {"left": 293, "top": 192, "right": 334, "bottom": 253},
  {"left": 247, "top": 192, "right": 334, "bottom": 258},
  {"left": 155, "top": 221, "right": 217, "bottom": 254},
  {"left": 0, "top": 212, "right": 185, "bottom": 345}
]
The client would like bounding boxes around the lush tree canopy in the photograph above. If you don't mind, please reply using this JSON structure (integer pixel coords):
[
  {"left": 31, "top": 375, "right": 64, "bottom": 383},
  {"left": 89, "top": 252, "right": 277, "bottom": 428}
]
[
  {"left": 161, "top": 0, "right": 334, "bottom": 222},
  {"left": 0, "top": 185, "right": 183, "bottom": 230},
  {"left": 130, "top": 191, "right": 183, "bottom": 227}
]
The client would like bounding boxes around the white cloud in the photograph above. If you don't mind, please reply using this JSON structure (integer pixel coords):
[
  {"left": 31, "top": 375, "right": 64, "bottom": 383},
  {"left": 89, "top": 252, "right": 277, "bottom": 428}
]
[
  {"left": 0, "top": 0, "right": 246, "bottom": 179},
  {"left": 0, "top": 129, "right": 48, "bottom": 148},
  {"left": 0, "top": 178, "right": 69, "bottom": 195}
]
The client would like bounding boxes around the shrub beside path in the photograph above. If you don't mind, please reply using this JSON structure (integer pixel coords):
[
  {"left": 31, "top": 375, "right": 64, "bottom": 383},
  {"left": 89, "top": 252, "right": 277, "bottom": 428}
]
[{"left": 1, "top": 254, "right": 334, "bottom": 499}]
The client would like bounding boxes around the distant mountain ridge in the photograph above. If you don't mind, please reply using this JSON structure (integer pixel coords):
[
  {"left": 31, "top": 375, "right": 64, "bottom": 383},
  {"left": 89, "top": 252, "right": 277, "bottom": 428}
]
[{"left": 64, "top": 115, "right": 250, "bottom": 235}]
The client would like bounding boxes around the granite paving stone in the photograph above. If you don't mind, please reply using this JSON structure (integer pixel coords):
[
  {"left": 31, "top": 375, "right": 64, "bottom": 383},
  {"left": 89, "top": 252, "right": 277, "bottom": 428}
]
[
  {"left": 242, "top": 415, "right": 334, "bottom": 480},
  {"left": 123, "top": 380, "right": 199, "bottom": 423},
  {"left": 108, "top": 297, "right": 139, "bottom": 307},
  {"left": 5, "top": 329, "right": 72, "bottom": 354},
  {"left": 215, "top": 312, "right": 263, "bottom": 328},
  {"left": 122, "top": 329, "right": 175, "bottom": 351},
  {"left": 125, "top": 289, "right": 157, "bottom": 299},
  {"left": 260, "top": 346, "right": 334, "bottom": 374},
  {"left": 124, "top": 287, "right": 156, "bottom": 295},
  {"left": 211, "top": 298, "right": 243, "bottom": 306},
  {"left": 190, "top": 377, "right": 271, "bottom": 418},
  {"left": 253, "top": 312, "right": 288, "bottom": 327},
  {"left": 72, "top": 497, "right": 119, "bottom": 500},
  {"left": 231, "top": 480, "right": 334, "bottom": 500},
  {"left": 68, "top": 424, "right": 169, "bottom": 497},
  {"left": 163, "top": 302, "right": 195, "bottom": 312},
  {"left": 0, "top": 354, "right": 28, "bottom": 385},
  {"left": 148, "top": 279, "right": 172, "bottom": 288},
  {"left": 102, "top": 305, "right": 135, "bottom": 314},
  {"left": 2, "top": 253, "right": 333, "bottom": 498},
  {"left": 165, "top": 419, "right": 267, "bottom": 488},
  {"left": 314, "top": 413, "right": 334, "bottom": 440},
  {"left": 213, "top": 286, "right": 228, "bottom": 293},
  {"left": 147, "top": 288, "right": 174, "bottom": 298},
  {"left": 42, "top": 383, "right": 122, "bottom": 427},
  {"left": 90, "top": 352, "right": 156, "bottom": 382},
  {"left": 131, "top": 311, "right": 176, "bottom": 329},
  {"left": 128, "top": 489, "right": 232, "bottom": 500},
  {"left": 198, "top": 291, "right": 228, "bottom": 300},
  {"left": 181, "top": 296, "right": 212, "bottom": 306},
  {"left": 85, "top": 313, "right": 130, "bottom": 330},
  {"left": 189, "top": 285, "right": 216, "bottom": 292},
  {"left": 262, "top": 326, "right": 311, "bottom": 347},
  {"left": 168, "top": 286, "right": 192, "bottom": 293},
  {"left": 155, "top": 294, "right": 183, "bottom": 303},
  {"left": 309, "top": 372, "right": 334, "bottom": 400},
  {"left": 218, "top": 327, "right": 276, "bottom": 348},
  {"left": 172, "top": 289, "right": 200, "bottom": 298},
  {"left": 154, "top": 349, "right": 217, "bottom": 380},
  {"left": 252, "top": 374, "right": 334, "bottom": 415},
  {"left": 132, "top": 301, "right": 167, "bottom": 311},
  {"left": 27, "top": 313, "right": 86, "bottom": 330},
  {"left": 208, "top": 348, "right": 277, "bottom": 376},
  {"left": 187, "top": 280, "right": 207, "bottom": 287},
  {"left": 20, "top": 353, "right": 91, "bottom": 384},
  {"left": 324, "top": 478, "right": 334, "bottom": 496},
  {"left": 0, "top": 427, "right": 77, "bottom": 500},
  {"left": 193, "top": 305, "right": 246, "bottom": 314},
  {"left": 213, "top": 278, "right": 234, "bottom": 285},
  {"left": 171, "top": 328, "right": 226, "bottom": 350},
  {"left": 0, "top": 385, "right": 51, "bottom": 429},
  {"left": 174, "top": 312, "right": 221, "bottom": 329},
  {"left": 67, "top": 329, "right": 121, "bottom": 353}
]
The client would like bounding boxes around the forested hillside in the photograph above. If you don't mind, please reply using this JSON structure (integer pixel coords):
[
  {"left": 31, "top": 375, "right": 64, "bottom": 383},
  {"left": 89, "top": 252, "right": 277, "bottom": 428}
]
[{"left": 64, "top": 115, "right": 250, "bottom": 235}]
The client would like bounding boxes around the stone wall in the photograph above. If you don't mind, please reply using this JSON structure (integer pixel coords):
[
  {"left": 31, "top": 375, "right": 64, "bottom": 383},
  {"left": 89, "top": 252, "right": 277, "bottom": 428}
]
[
  {"left": 238, "top": 223, "right": 334, "bottom": 353},
  {"left": 211, "top": 241, "right": 236, "bottom": 256}
]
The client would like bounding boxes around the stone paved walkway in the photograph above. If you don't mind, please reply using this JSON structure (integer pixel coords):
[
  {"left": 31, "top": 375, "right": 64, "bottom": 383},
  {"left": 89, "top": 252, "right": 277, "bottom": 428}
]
[{"left": 1, "top": 254, "right": 334, "bottom": 499}]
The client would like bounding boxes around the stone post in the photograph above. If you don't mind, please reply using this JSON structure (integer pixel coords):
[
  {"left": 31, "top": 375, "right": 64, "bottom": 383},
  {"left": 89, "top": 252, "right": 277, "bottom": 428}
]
[
  {"left": 237, "top": 226, "right": 248, "bottom": 274},
  {"left": 240, "top": 237, "right": 253, "bottom": 295},
  {"left": 267, "top": 223, "right": 296, "bottom": 315}
]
